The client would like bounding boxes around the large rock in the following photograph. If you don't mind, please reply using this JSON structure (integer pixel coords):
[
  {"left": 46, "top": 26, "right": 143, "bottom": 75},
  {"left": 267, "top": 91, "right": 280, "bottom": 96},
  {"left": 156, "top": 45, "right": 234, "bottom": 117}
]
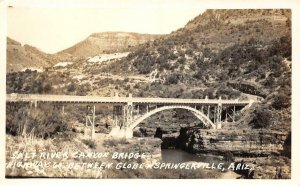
[{"left": 177, "top": 127, "right": 289, "bottom": 156}]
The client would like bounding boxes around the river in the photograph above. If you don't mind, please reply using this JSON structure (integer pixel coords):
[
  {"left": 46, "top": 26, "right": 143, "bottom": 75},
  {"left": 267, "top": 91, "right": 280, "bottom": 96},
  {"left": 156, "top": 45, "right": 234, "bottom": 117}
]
[
  {"left": 161, "top": 149, "right": 222, "bottom": 163},
  {"left": 161, "top": 149, "right": 241, "bottom": 179}
]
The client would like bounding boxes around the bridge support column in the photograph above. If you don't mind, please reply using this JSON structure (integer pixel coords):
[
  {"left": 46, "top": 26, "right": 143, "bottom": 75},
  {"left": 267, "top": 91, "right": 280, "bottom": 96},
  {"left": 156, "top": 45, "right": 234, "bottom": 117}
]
[
  {"left": 216, "top": 122, "right": 222, "bottom": 129},
  {"left": 123, "top": 105, "right": 126, "bottom": 127},
  {"left": 225, "top": 107, "right": 228, "bottom": 122},
  {"left": 213, "top": 106, "right": 216, "bottom": 123},
  {"left": 113, "top": 105, "right": 121, "bottom": 128},
  {"left": 233, "top": 106, "right": 236, "bottom": 122},
  {"left": 85, "top": 105, "right": 96, "bottom": 138},
  {"left": 207, "top": 105, "right": 210, "bottom": 119},
  {"left": 216, "top": 97, "right": 222, "bottom": 129},
  {"left": 124, "top": 104, "right": 133, "bottom": 128},
  {"left": 85, "top": 114, "right": 88, "bottom": 136},
  {"left": 91, "top": 105, "right": 95, "bottom": 139}
]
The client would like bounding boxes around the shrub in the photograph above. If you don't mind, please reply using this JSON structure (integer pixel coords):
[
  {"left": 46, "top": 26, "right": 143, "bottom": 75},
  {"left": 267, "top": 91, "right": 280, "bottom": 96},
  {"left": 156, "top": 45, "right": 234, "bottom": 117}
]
[
  {"left": 103, "top": 138, "right": 129, "bottom": 147},
  {"left": 67, "top": 83, "right": 76, "bottom": 92},
  {"left": 250, "top": 107, "right": 272, "bottom": 128},
  {"left": 82, "top": 139, "right": 97, "bottom": 149},
  {"left": 177, "top": 57, "right": 186, "bottom": 64},
  {"left": 133, "top": 84, "right": 140, "bottom": 89},
  {"left": 165, "top": 74, "right": 179, "bottom": 85},
  {"left": 223, "top": 152, "right": 235, "bottom": 162},
  {"left": 6, "top": 104, "right": 73, "bottom": 139},
  {"left": 272, "top": 93, "right": 291, "bottom": 110}
]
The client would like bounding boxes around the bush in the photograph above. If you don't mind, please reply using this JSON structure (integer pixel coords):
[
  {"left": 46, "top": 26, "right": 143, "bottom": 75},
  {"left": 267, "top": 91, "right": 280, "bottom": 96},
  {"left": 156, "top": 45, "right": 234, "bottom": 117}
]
[
  {"left": 6, "top": 104, "right": 73, "bottom": 139},
  {"left": 165, "top": 74, "right": 179, "bottom": 85},
  {"left": 177, "top": 57, "right": 186, "bottom": 64},
  {"left": 223, "top": 152, "right": 235, "bottom": 162},
  {"left": 103, "top": 138, "right": 129, "bottom": 147},
  {"left": 82, "top": 139, "right": 97, "bottom": 149},
  {"left": 272, "top": 93, "right": 291, "bottom": 110},
  {"left": 250, "top": 107, "right": 272, "bottom": 128},
  {"left": 67, "top": 83, "right": 76, "bottom": 92}
]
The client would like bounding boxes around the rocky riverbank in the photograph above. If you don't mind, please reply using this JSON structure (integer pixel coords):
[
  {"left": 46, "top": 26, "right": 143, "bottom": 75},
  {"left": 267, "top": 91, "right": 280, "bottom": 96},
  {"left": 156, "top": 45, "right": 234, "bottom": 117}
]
[
  {"left": 176, "top": 127, "right": 290, "bottom": 156},
  {"left": 158, "top": 126, "right": 291, "bottom": 179}
]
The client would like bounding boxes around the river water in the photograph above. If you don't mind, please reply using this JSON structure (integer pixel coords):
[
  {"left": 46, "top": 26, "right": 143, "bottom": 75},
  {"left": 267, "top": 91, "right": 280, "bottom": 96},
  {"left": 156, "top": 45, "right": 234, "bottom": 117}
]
[
  {"left": 161, "top": 149, "right": 241, "bottom": 179},
  {"left": 161, "top": 149, "right": 222, "bottom": 163}
]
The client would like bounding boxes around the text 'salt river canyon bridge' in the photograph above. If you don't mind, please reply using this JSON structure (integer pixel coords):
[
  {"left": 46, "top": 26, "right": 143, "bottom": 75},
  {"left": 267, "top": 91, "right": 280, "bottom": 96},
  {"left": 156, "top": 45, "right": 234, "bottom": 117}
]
[{"left": 6, "top": 93, "right": 259, "bottom": 138}]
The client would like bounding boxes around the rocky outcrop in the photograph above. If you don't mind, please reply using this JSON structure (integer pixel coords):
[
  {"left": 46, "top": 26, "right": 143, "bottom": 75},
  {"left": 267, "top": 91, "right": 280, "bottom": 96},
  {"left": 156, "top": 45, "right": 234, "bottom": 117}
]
[
  {"left": 177, "top": 127, "right": 289, "bottom": 156},
  {"left": 57, "top": 32, "right": 162, "bottom": 58}
]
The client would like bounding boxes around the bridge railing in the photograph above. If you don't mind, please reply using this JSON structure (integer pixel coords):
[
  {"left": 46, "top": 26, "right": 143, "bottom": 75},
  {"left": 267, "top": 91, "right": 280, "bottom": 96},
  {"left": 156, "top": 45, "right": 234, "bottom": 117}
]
[{"left": 6, "top": 93, "right": 259, "bottom": 105}]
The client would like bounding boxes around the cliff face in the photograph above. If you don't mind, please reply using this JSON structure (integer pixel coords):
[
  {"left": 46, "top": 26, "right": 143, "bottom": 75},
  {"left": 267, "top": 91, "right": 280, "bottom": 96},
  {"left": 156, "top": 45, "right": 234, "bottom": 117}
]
[
  {"left": 57, "top": 32, "right": 162, "bottom": 58},
  {"left": 177, "top": 127, "right": 289, "bottom": 156}
]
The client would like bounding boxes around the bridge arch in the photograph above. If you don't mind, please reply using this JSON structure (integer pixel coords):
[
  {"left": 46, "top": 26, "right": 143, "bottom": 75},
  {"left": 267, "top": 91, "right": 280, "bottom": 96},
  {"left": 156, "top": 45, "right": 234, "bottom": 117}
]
[{"left": 129, "top": 105, "right": 216, "bottom": 129}]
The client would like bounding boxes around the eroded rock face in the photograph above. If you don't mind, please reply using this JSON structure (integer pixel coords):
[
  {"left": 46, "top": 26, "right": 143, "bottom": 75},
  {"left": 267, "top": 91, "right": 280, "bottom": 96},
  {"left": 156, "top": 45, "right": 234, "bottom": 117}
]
[
  {"left": 177, "top": 127, "right": 289, "bottom": 156},
  {"left": 59, "top": 32, "right": 162, "bottom": 58},
  {"left": 161, "top": 132, "right": 180, "bottom": 149}
]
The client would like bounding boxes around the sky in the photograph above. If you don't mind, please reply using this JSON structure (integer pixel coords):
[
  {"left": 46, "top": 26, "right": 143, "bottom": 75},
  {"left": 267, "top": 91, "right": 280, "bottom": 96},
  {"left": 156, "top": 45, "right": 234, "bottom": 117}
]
[{"left": 7, "top": 0, "right": 205, "bottom": 54}]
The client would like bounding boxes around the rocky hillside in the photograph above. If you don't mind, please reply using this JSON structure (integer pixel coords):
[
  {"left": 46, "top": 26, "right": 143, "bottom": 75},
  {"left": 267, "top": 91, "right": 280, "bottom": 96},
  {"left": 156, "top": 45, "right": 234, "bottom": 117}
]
[
  {"left": 7, "top": 32, "right": 160, "bottom": 72},
  {"left": 6, "top": 9, "right": 291, "bottom": 132},
  {"left": 116, "top": 9, "right": 291, "bottom": 77},
  {"left": 97, "top": 10, "right": 291, "bottom": 108},
  {"left": 5, "top": 9, "right": 292, "bottom": 179},
  {"left": 6, "top": 38, "right": 56, "bottom": 72},
  {"left": 56, "top": 32, "right": 162, "bottom": 58}
]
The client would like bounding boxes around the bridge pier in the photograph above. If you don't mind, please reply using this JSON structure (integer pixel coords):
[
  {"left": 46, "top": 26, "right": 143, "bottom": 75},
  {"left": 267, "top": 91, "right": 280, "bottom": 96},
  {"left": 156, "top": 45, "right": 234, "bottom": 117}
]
[
  {"left": 113, "top": 105, "right": 122, "bottom": 128},
  {"left": 225, "top": 108, "right": 228, "bottom": 122},
  {"left": 207, "top": 105, "right": 210, "bottom": 119},
  {"left": 125, "top": 104, "right": 133, "bottom": 128},
  {"left": 92, "top": 105, "right": 95, "bottom": 138},
  {"left": 216, "top": 97, "right": 222, "bottom": 129},
  {"left": 233, "top": 106, "right": 236, "bottom": 122},
  {"left": 216, "top": 122, "right": 222, "bottom": 129},
  {"left": 85, "top": 105, "right": 96, "bottom": 139},
  {"left": 109, "top": 127, "right": 133, "bottom": 138}
]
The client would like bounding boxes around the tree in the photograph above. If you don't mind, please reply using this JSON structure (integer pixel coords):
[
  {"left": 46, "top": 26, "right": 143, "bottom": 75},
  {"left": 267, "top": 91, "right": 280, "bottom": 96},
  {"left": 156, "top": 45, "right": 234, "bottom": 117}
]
[
  {"left": 165, "top": 74, "right": 179, "bottom": 85},
  {"left": 223, "top": 152, "right": 235, "bottom": 162},
  {"left": 177, "top": 57, "right": 186, "bottom": 64},
  {"left": 67, "top": 83, "right": 76, "bottom": 92},
  {"left": 250, "top": 107, "right": 272, "bottom": 128},
  {"left": 43, "top": 83, "right": 52, "bottom": 93},
  {"left": 272, "top": 93, "right": 290, "bottom": 110}
]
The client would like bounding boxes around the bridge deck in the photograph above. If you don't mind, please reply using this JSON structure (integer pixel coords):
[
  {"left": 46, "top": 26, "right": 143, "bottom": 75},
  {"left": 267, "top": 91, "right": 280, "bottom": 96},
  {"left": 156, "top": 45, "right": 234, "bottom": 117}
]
[{"left": 6, "top": 94, "right": 255, "bottom": 105}]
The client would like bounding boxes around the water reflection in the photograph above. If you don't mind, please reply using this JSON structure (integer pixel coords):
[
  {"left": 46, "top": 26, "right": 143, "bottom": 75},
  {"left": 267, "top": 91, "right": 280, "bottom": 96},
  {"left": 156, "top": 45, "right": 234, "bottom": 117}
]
[{"left": 161, "top": 149, "right": 221, "bottom": 163}]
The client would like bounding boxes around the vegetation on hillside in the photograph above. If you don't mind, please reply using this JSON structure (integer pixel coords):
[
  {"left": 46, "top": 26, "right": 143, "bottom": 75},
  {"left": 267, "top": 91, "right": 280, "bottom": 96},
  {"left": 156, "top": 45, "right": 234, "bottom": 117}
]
[
  {"left": 6, "top": 10, "right": 291, "bottom": 133},
  {"left": 5, "top": 9, "right": 292, "bottom": 179}
]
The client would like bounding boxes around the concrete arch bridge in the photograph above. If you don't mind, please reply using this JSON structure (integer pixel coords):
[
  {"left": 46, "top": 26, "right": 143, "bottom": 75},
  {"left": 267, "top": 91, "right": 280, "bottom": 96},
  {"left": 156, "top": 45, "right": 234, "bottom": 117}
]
[{"left": 6, "top": 93, "right": 259, "bottom": 138}]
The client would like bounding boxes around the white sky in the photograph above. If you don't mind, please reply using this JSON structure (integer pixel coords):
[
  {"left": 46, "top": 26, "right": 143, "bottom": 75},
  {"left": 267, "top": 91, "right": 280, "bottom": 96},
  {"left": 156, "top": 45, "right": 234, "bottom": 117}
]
[{"left": 7, "top": 0, "right": 205, "bottom": 53}]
